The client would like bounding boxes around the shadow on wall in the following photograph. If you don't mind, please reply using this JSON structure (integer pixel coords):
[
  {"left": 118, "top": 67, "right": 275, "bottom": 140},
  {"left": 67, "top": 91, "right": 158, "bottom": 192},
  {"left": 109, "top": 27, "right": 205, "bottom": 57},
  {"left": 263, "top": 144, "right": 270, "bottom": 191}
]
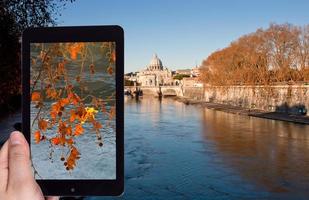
[{"left": 275, "top": 103, "right": 307, "bottom": 116}]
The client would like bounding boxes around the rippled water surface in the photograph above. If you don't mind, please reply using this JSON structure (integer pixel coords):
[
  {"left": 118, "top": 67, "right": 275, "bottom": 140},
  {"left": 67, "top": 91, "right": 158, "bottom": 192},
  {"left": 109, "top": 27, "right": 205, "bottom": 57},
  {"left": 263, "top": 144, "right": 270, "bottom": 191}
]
[
  {"left": 31, "top": 102, "right": 116, "bottom": 179},
  {"left": 88, "top": 97, "right": 309, "bottom": 200}
]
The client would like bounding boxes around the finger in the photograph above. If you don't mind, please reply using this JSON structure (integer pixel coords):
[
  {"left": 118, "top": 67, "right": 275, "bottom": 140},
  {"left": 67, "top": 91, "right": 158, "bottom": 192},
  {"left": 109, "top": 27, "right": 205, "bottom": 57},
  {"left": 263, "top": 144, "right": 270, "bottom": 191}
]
[
  {"left": 7, "top": 131, "right": 33, "bottom": 189},
  {"left": 46, "top": 197, "right": 60, "bottom": 200},
  {"left": 0, "top": 140, "right": 9, "bottom": 192}
]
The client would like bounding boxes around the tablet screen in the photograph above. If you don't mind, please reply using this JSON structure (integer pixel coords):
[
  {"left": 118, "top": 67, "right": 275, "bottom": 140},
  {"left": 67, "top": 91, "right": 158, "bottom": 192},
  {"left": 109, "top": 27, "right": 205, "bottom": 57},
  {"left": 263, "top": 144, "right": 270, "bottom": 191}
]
[{"left": 29, "top": 42, "right": 116, "bottom": 180}]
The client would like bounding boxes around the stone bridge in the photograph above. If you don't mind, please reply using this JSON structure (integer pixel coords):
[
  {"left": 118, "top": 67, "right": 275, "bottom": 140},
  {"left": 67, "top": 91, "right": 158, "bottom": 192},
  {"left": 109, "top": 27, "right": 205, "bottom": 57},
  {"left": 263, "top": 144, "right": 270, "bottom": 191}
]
[{"left": 124, "top": 86, "right": 184, "bottom": 97}]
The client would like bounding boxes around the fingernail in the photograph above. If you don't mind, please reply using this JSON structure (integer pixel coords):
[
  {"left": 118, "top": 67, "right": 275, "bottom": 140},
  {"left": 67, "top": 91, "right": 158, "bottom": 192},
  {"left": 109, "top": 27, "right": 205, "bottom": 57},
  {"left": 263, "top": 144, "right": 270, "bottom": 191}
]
[{"left": 10, "top": 131, "right": 23, "bottom": 145}]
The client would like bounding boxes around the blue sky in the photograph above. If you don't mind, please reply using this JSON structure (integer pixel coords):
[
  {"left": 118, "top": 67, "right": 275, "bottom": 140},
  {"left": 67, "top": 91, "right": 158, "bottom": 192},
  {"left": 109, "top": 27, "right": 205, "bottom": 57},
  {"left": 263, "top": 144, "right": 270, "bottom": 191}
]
[{"left": 58, "top": 0, "right": 309, "bottom": 72}]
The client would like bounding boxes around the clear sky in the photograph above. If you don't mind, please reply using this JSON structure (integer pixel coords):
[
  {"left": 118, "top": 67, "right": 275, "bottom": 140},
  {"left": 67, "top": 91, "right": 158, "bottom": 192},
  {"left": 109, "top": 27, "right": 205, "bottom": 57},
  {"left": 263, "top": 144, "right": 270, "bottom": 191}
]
[{"left": 58, "top": 0, "right": 309, "bottom": 72}]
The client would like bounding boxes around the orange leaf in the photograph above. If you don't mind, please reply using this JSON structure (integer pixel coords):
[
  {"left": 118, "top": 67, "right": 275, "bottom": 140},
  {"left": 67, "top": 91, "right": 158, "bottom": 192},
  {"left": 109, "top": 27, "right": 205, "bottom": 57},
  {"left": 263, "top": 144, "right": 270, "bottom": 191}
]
[
  {"left": 71, "top": 146, "right": 80, "bottom": 157},
  {"left": 66, "top": 138, "right": 74, "bottom": 145},
  {"left": 107, "top": 66, "right": 113, "bottom": 75},
  {"left": 69, "top": 46, "right": 78, "bottom": 60},
  {"left": 31, "top": 92, "right": 41, "bottom": 101},
  {"left": 38, "top": 119, "right": 48, "bottom": 131},
  {"left": 71, "top": 52, "right": 77, "bottom": 60},
  {"left": 34, "top": 130, "right": 41, "bottom": 144},
  {"left": 74, "top": 124, "right": 84, "bottom": 136},
  {"left": 75, "top": 106, "right": 87, "bottom": 122},
  {"left": 66, "top": 125, "right": 72, "bottom": 135},
  {"left": 93, "top": 120, "right": 102, "bottom": 129},
  {"left": 70, "top": 110, "right": 77, "bottom": 122},
  {"left": 60, "top": 135, "right": 66, "bottom": 145},
  {"left": 51, "top": 137, "right": 60, "bottom": 145},
  {"left": 51, "top": 102, "right": 60, "bottom": 112},
  {"left": 69, "top": 43, "right": 84, "bottom": 60},
  {"left": 58, "top": 121, "right": 68, "bottom": 135},
  {"left": 68, "top": 92, "right": 80, "bottom": 105},
  {"left": 111, "top": 50, "right": 116, "bottom": 62},
  {"left": 50, "top": 111, "right": 57, "bottom": 120},
  {"left": 46, "top": 88, "right": 58, "bottom": 99},
  {"left": 59, "top": 98, "right": 70, "bottom": 107},
  {"left": 66, "top": 146, "right": 81, "bottom": 170},
  {"left": 50, "top": 103, "right": 61, "bottom": 120}
]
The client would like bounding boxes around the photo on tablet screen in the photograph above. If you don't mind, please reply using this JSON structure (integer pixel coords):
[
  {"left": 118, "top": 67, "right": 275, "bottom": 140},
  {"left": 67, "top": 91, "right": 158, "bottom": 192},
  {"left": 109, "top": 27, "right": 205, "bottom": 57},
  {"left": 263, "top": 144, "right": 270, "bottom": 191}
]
[{"left": 30, "top": 42, "right": 116, "bottom": 180}]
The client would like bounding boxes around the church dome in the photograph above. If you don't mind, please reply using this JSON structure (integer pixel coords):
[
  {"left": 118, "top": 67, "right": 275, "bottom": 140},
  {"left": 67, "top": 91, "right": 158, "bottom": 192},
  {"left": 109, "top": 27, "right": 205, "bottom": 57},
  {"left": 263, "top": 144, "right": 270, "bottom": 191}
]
[{"left": 148, "top": 54, "right": 163, "bottom": 70}]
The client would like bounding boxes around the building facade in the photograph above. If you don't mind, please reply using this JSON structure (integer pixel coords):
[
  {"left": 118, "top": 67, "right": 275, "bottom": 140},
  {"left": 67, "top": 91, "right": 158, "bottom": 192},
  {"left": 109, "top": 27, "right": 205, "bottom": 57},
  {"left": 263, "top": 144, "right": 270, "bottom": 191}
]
[{"left": 136, "top": 54, "right": 173, "bottom": 86}]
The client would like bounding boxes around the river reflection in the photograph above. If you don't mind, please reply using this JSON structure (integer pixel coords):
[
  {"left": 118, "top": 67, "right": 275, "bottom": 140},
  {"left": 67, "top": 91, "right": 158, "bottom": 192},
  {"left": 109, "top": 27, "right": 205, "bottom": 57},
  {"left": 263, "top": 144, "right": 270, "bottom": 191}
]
[
  {"left": 202, "top": 109, "right": 309, "bottom": 198},
  {"left": 89, "top": 97, "right": 309, "bottom": 200}
]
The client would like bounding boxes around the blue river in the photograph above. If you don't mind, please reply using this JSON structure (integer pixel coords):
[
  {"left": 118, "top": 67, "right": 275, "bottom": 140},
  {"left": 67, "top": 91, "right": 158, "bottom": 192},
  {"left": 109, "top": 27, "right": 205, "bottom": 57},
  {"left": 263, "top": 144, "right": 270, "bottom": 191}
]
[{"left": 86, "top": 96, "right": 309, "bottom": 200}]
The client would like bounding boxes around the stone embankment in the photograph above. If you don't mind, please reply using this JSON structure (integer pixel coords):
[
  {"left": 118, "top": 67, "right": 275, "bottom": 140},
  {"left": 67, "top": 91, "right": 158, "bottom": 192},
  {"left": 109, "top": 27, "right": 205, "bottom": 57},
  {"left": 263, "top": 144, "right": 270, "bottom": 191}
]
[
  {"left": 175, "top": 96, "right": 309, "bottom": 125},
  {"left": 125, "top": 84, "right": 309, "bottom": 124}
]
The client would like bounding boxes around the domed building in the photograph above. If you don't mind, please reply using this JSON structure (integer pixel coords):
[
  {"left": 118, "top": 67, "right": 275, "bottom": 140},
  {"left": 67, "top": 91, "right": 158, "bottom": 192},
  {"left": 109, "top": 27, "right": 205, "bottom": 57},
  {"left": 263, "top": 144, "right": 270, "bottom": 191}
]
[
  {"left": 148, "top": 54, "right": 163, "bottom": 70},
  {"left": 136, "top": 54, "right": 173, "bottom": 86}
]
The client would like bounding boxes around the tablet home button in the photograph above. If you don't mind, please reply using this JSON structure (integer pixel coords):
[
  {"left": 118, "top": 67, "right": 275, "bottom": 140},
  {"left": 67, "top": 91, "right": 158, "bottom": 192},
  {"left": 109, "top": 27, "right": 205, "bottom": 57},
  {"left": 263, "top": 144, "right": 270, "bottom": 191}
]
[{"left": 70, "top": 187, "right": 75, "bottom": 193}]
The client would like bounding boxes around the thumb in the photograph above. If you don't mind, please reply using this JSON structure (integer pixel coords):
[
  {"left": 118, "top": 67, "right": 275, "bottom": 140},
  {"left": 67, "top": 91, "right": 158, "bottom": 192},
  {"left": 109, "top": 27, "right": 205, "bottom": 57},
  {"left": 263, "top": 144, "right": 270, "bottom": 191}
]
[{"left": 8, "top": 131, "right": 34, "bottom": 189}]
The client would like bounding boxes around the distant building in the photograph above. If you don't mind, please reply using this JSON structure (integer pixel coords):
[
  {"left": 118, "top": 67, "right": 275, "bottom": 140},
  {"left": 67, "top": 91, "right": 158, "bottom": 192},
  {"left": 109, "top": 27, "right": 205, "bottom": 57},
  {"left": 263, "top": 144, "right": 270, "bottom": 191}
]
[
  {"left": 175, "top": 69, "right": 192, "bottom": 76},
  {"left": 136, "top": 54, "right": 173, "bottom": 86},
  {"left": 174, "top": 66, "right": 201, "bottom": 77},
  {"left": 180, "top": 66, "right": 203, "bottom": 87},
  {"left": 182, "top": 77, "right": 203, "bottom": 87},
  {"left": 127, "top": 55, "right": 203, "bottom": 87},
  {"left": 124, "top": 72, "right": 138, "bottom": 82}
]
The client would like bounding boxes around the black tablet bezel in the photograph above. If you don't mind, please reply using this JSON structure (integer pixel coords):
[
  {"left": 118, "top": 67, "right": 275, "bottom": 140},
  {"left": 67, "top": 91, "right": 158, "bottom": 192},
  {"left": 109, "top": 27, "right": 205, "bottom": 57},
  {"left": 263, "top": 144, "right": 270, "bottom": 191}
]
[{"left": 22, "top": 26, "right": 124, "bottom": 196}]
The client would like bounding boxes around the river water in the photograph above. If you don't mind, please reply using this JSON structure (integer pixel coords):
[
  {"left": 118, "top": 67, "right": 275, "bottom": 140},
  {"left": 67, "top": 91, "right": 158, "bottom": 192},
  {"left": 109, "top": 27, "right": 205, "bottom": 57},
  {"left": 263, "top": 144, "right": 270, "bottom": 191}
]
[{"left": 86, "top": 96, "right": 309, "bottom": 200}]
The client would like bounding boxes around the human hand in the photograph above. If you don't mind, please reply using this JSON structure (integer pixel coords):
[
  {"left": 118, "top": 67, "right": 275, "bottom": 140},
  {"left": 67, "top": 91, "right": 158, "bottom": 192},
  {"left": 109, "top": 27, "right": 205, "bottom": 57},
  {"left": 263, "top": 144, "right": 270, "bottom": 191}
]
[{"left": 0, "top": 131, "right": 59, "bottom": 200}]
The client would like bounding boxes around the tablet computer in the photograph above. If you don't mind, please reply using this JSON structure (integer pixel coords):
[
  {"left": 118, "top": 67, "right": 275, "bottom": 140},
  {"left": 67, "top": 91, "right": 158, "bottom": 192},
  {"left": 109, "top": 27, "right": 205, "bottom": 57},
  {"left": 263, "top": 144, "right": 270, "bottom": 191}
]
[{"left": 22, "top": 26, "right": 124, "bottom": 196}]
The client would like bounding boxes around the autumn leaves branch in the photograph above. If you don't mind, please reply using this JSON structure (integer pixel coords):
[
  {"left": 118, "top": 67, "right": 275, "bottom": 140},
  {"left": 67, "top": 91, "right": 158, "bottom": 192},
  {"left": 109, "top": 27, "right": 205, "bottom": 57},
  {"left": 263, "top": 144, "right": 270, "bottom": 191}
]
[{"left": 30, "top": 42, "right": 116, "bottom": 172}]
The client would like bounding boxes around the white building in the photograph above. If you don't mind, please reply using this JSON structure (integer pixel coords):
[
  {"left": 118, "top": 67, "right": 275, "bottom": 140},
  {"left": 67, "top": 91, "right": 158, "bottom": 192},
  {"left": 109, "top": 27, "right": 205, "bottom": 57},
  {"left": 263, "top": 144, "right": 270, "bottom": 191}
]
[{"left": 136, "top": 54, "right": 173, "bottom": 86}]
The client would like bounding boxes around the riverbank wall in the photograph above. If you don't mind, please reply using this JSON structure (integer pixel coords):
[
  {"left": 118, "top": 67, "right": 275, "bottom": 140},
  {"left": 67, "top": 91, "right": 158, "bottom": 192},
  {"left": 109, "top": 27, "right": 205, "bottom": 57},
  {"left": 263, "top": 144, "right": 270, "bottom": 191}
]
[
  {"left": 182, "top": 87, "right": 204, "bottom": 100},
  {"left": 200, "top": 85, "right": 309, "bottom": 116},
  {"left": 124, "top": 85, "right": 309, "bottom": 116}
]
